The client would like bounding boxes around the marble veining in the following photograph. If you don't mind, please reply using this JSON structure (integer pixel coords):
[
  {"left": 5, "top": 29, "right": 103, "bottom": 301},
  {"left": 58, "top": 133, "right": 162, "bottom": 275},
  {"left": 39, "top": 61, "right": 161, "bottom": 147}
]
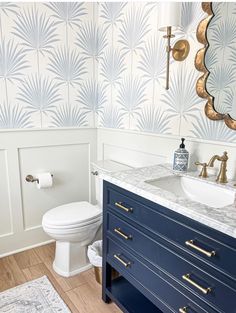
[{"left": 101, "top": 164, "right": 236, "bottom": 238}]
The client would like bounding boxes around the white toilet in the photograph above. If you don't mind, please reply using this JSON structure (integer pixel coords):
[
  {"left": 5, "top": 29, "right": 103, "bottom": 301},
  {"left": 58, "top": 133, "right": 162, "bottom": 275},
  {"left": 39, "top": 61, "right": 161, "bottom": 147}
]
[{"left": 42, "top": 160, "right": 131, "bottom": 277}]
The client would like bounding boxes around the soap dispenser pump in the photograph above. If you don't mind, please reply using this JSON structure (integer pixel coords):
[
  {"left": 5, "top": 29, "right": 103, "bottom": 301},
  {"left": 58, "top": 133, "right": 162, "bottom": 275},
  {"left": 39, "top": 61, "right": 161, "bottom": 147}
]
[{"left": 173, "top": 138, "right": 189, "bottom": 172}]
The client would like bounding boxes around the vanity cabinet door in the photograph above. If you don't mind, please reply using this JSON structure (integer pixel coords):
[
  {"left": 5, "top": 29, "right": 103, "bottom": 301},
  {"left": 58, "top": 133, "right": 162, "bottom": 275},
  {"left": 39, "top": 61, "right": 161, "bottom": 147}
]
[
  {"left": 105, "top": 182, "right": 236, "bottom": 280},
  {"left": 107, "top": 238, "right": 217, "bottom": 313}
]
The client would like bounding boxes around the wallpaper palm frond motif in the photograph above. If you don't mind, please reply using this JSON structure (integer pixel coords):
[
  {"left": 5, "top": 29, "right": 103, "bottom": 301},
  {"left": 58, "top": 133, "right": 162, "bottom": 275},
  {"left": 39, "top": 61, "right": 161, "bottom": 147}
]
[
  {"left": 100, "top": 2, "right": 126, "bottom": 27},
  {"left": 51, "top": 104, "right": 87, "bottom": 127},
  {"left": 207, "top": 65, "right": 235, "bottom": 96},
  {"left": 76, "top": 21, "right": 107, "bottom": 60},
  {"left": 117, "top": 75, "right": 147, "bottom": 114},
  {"left": 208, "top": 18, "right": 236, "bottom": 50},
  {"left": 118, "top": 6, "right": 150, "bottom": 54},
  {"left": 77, "top": 79, "right": 106, "bottom": 114},
  {"left": 17, "top": 75, "right": 61, "bottom": 127},
  {"left": 162, "top": 65, "right": 201, "bottom": 118},
  {"left": 138, "top": 36, "right": 166, "bottom": 84},
  {"left": 48, "top": 47, "right": 86, "bottom": 86},
  {"left": 0, "top": 103, "right": 32, "bottom": 128},
  {"left": 180, "top": 2, "right": 206, "bottom": 37},
  {"left": 0, "top": 1, "right": 235, "bottom": 144},
  {"left": 137, "top": 106, "right": 171, "bottom": 134},
  {"left": 45, "top": 2, "right": 86, "bottom": 29},
  {"left": 99, "top": 105, "right": 124, "bottom": 129},
  {"left": 12, "top": 7, "right": 58, "bottom": 55},
  {"left": 0, "top": 39, "right": 28, "bottom": 82},
  {"left": 191, "top": 115, "right": 236, "bottom": 142},
  {"left": 100, "top": 48, "right": 125, "bottom": 85},
  {"left": 0, "top": 2, "right": 18, "bottom": 16}
]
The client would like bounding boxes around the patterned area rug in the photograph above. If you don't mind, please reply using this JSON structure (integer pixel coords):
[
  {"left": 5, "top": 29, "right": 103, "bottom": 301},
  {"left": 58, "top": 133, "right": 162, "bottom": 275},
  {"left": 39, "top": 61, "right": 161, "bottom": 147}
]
[{"left": 0, "top": 276, "right": 71, "bottom": 312}]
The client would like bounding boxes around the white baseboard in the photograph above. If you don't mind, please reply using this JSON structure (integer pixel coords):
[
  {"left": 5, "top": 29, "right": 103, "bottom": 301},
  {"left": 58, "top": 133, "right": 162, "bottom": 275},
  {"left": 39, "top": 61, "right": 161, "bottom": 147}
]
[{"left": 0, "top": 239, "right": 55, "bottom": 259}]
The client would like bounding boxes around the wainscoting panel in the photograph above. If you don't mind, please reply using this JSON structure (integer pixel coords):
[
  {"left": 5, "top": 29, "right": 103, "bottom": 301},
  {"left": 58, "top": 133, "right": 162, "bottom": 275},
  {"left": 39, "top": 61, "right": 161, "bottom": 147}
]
[
  {"left": 0, "top": 150, "right": 12, "bottom": 237},
  {"left": 97, "top": 128, "right": 236, "bottom": 177},
  {"left": 102, "top": 143, "right": 166, "bottom": 168},
  {"left": 0, "top": 129, "right": 97, "bottom": 257},
  {"left": 19, "top": 143, "right": 90, "bottom": 230}
]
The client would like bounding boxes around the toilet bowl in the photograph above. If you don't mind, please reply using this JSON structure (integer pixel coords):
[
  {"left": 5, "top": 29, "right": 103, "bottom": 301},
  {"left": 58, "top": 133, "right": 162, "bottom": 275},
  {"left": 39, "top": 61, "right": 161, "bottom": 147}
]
[{"left": 42, "top": 160, "right": 131, "bottom": 277}]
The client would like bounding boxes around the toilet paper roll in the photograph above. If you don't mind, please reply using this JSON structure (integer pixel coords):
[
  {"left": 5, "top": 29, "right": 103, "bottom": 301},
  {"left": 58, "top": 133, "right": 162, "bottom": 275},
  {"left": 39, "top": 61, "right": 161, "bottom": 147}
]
[{"left": 36, "top": 173, "right": 53, "bottom": 189}]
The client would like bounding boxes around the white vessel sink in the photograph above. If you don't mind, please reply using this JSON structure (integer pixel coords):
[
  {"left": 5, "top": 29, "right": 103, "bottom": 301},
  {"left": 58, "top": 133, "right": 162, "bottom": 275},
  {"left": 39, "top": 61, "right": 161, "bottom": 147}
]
[{"left": 146, "top": 175, "right": 236, "bottom": 208}]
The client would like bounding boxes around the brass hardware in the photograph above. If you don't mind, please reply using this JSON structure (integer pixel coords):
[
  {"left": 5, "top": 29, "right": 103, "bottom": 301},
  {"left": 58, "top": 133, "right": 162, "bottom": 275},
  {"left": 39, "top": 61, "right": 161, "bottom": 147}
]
[
  {"left": 195, "top": 162, "right": 208, "bottom": 178},
  {"left": 185, "top": 240, "right": 216, "bottom": 257},
  {"left": 114, "top": 254, "right": 131, "bottom": 268},
  {"left": 26, "top": 174, "right": 53, "bottom": 183},
  {"left": 172, "top": 40, "right": 190, "bottom": 61},
  {"left": 182, "top": 273, "right": 211, "bottom": 295},
  {"left": 163, "top": 26, "right": 190, "bottom": 90},
  {"left": 115, "top": 202, "right": 133, "bottom": 213},
  {"left": 114, "top": 228, "right": 132, "bottom": 240},
  {"left": 207, "top": 151, "right": 228, "bottom": 183},
  {"left": 195, "top": 3, "right": 236, "bottom": 130},
  {"left": 91, "top": 171, "right": 98, "bottom": 176},
  {"left": 179, "top": 307, "right": 188, "bottom": 313}
]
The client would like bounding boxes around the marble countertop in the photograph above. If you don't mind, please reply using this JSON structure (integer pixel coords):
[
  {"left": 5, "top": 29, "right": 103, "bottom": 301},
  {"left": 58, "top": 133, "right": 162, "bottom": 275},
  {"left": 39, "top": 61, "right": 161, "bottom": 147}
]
[{"left": 101, "top": 164, "right": 236, "bottom": 239}]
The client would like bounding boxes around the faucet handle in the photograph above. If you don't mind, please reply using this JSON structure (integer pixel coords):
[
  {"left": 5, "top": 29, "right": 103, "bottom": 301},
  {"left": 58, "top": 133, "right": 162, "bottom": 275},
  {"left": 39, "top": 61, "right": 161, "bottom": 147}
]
[
  {"left": 195, "top": 162, "right": 208, "bottom": 178},
  {"left": 223, "top": 151, "right": 228, "bottom": 160}
]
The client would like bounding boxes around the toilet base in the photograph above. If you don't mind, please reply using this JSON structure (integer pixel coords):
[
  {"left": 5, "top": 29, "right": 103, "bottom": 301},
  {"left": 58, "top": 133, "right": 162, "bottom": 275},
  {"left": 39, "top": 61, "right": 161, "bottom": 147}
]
[
  {"left": 53, "top": 241, "right": 92, "bottom": 277},
  {"left": 53, "top": 261, "right": 92, "bottom": 277}
]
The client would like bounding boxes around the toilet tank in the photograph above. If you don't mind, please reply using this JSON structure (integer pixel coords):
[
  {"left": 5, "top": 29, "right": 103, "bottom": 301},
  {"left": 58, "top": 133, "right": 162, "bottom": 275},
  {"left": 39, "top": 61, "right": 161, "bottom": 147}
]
[{"left": 91, "top": 160, "right": 132, "bottom": 207}]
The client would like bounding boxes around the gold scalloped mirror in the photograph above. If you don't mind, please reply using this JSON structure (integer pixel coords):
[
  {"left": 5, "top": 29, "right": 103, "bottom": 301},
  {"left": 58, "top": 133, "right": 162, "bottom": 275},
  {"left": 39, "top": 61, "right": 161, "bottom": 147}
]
[{"left": 195, "top": 2, "right": 236, "bottom": 130}]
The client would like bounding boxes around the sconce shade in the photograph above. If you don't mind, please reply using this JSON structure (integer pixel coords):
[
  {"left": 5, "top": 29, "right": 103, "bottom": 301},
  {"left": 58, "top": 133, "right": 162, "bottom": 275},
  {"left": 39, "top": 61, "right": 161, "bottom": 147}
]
[{"left": 158, "top": 2, "right": 181, "bottom": 31}]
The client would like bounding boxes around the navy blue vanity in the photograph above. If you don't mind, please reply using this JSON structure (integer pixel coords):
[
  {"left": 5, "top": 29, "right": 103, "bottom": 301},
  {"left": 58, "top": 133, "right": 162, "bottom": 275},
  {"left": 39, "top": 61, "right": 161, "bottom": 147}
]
[{"left": 102, "top": 181, "right": 236, "bottom": 313}]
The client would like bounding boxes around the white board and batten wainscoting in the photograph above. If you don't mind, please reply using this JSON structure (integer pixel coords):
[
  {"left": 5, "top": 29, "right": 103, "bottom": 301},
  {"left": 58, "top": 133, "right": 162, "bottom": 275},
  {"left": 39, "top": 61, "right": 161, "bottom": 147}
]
[
  {"left": 0, "top": 128, "right": 97, "bottom": 257},
  {"left": 1, "top": 127, "right": 236, "bottom": 256},
  {"left": 97, "top": 128, "right": 236, "bottom": 175}
]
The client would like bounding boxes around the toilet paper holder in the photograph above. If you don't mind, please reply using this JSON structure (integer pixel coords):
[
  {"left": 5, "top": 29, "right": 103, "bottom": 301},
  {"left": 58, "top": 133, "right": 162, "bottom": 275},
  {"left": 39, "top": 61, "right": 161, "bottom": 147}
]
[{"left": 25, "top": 174, "right": 53, "bottom": 183}]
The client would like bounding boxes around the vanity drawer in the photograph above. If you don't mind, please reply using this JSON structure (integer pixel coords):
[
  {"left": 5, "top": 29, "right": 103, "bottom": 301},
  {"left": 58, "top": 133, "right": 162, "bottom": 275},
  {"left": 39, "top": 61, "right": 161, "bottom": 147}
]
[
  {"left": 107, "top": 238, "right": 217, "bottom": 313},
  {"left": 105, "top": 182, "right": 236, "bottom": 280},
  {"left": 107, "top": 212, "right": 236, "bottom": 313}
]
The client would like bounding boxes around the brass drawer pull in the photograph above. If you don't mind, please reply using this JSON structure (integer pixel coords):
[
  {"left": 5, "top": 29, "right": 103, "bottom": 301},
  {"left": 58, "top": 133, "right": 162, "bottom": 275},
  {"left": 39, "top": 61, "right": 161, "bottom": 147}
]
[
  {"left": 114, "top": 228, "right": 132, "bottom": 240},
  {"left": 179, "top": 307, "right": 188, "bottom": 313},
  {"left": 115, "top": 202, "right": 133, "bottom": 213},
  {"left": 182, "top": 273, "right": 211, "bottom": 295},
  {"left": 114, "top": 254, "right": 131, "bottom": 268},
  {"left": 185, "top": 240, "right": 216, "bottom": 257}
]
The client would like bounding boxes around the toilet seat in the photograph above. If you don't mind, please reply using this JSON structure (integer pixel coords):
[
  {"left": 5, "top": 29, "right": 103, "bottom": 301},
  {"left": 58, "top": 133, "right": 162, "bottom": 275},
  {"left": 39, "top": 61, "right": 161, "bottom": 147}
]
[{"left": 42, "top": 201, "right": 102, "bottom": 230}]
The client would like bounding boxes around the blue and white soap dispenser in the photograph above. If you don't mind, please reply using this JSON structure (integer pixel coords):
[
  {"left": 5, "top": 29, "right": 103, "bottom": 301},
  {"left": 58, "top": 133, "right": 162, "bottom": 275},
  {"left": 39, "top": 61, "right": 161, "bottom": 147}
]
[{"left": 173, "top": 138, "right": 189, "bottom": 172}]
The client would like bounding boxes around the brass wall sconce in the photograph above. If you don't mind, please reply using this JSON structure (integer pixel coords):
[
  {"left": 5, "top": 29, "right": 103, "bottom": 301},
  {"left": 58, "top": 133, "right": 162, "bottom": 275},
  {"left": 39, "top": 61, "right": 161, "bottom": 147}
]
[{"left": 159, "top": 3, "right": 190, "bottom": 90}]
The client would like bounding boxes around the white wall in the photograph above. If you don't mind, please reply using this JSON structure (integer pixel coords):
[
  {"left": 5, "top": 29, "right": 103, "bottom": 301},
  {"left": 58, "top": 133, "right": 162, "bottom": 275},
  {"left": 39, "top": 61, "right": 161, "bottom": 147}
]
[
  {"left": 97, "top": 128, "right": 236, "bottom": 179},
  {"left": 0, "top": 128, "right": 97, "bottom": 256}
]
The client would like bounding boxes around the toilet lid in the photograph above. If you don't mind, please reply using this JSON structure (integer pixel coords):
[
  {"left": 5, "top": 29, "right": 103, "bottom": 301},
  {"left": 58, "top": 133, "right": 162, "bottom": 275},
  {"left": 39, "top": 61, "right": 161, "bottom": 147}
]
[{"left": 42, "top": 201, "right": 101, "bottom": 228}]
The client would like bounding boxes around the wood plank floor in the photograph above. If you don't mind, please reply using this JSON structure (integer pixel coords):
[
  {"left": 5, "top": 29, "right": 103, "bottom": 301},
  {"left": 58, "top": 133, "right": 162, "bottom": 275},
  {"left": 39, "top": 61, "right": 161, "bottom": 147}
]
[{"left": 0, "top": 243, "right": 121, "bottom": 313}]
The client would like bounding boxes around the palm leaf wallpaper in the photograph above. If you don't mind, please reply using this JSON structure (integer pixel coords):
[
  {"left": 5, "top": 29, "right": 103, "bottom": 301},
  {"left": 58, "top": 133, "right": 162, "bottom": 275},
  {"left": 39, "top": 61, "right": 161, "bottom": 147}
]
[
  {"left": 45, "top": 2, "right": 86, "bottom": 29},
  {"left": 0, "top": 2, "right": 235, "bottom": 143}
]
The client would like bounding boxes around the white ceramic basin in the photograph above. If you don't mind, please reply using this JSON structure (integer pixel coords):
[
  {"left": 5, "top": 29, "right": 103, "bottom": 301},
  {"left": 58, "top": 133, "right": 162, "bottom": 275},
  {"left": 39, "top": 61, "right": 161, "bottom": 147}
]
[{"left": 146, "top": 175, "right": 236, "bottom": 208}]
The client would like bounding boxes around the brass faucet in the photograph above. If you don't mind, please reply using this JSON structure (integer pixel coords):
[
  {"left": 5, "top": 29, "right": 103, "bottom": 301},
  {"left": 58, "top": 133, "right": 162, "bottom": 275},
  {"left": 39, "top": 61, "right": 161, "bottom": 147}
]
[{"left": 207, "top": 151, "right": 228, "bottom": 184}]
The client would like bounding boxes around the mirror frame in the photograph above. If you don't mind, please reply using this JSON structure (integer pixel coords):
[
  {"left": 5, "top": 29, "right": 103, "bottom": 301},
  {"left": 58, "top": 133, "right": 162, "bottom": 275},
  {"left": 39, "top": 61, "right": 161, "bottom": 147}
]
[{"left": 195, "top": 2, "right": 236, "bottom": 130}]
